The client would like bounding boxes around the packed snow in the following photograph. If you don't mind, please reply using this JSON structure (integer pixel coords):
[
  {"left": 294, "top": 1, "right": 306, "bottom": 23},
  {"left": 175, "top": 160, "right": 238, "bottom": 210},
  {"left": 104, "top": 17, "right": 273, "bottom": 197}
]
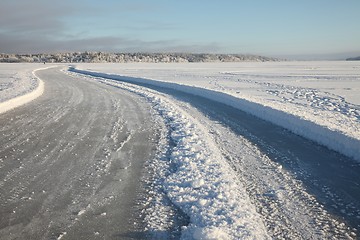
[
  {"left": 71, "top": 62, "right": 360, "bottom": 161},
  {"left": 134, "top": 86, "right": 270, "bottom": 239}
]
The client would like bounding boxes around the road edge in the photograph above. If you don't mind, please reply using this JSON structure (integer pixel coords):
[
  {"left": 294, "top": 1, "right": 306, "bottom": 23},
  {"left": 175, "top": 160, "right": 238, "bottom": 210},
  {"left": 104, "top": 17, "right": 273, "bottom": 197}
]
[{"left": 0, "top": 66, "right": 55, "bottom": 115}]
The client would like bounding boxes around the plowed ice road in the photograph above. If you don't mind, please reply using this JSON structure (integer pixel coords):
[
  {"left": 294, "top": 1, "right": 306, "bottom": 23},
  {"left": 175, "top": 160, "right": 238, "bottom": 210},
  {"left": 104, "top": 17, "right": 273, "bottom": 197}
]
[
  {"left": 1, "top": 67, "right": 360, "bottom": 240},
  {"left": 0, "top": 68, "right": 160, "bottom": 239}
]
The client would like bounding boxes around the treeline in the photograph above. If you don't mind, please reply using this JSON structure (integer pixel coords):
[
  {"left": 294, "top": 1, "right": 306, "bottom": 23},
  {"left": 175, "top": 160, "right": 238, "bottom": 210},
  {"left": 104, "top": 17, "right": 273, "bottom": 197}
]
[
  {"left": 346, "top": 56, "right": 360, "bottom": 61},
  {"left": 0, "top": 52, "right": 277, "bottom": 63}
]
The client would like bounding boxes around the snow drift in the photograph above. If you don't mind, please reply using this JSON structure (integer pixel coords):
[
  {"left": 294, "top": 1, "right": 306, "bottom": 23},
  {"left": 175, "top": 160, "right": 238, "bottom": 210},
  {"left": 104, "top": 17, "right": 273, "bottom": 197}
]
[
  {"left": 0, "top": 68, "right": 49, "bottom": 115},
  {"left": 80, "top": 75, "right": 271, "bottom": 239}
]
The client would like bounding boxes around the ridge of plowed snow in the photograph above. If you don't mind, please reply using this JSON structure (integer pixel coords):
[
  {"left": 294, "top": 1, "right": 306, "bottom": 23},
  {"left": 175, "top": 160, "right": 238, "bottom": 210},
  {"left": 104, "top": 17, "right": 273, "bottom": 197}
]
[
  {"left": 66, "top": 70, "right": 270, "bottom": 239},
  {"left": 0, "top": 66, "right": 57, "bottom": 114},
  {"left": 69, "top": 66, "right": 360, "bottom": 162}
]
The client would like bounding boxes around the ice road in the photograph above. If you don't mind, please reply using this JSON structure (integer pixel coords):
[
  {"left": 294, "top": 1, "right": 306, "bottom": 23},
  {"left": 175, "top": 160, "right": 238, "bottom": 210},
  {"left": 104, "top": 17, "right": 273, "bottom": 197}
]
[
  {"left": 1, "top": 66, "right": 359, "bottom": 239},
  {"left": 0, "top": 67, "right": 160, "bottom": 239}
]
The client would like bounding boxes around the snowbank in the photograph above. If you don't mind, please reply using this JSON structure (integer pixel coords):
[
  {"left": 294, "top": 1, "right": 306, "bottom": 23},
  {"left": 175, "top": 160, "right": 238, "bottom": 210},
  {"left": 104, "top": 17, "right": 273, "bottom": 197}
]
[
  {"left": 76, "top": 74, "right": 270, "bottom": 239},
  {"left": 69, "top": 67, "right": 360, "bottom": 162},
  {"left": 150, "top": 95, "right": 269, "bottom": 239},
  {"left": 0, "top": 67, "right": 52, "bottom": 114}
]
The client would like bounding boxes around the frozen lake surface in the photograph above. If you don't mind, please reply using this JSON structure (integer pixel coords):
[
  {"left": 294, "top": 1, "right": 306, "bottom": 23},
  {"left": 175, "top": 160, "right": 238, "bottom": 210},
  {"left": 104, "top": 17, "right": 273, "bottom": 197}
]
[
  {"left": 1, "top": 62, "right": 359, "bottom": 239},
  {"left": 75, "top": 62, "right": 360, "bottom": 160}
]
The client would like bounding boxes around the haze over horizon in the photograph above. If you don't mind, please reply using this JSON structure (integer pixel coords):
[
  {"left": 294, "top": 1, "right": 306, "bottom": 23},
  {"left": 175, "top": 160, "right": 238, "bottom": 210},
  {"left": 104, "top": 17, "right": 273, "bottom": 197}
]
[{"left": 1, "top": 0, "right": 359, "bottom": 60}]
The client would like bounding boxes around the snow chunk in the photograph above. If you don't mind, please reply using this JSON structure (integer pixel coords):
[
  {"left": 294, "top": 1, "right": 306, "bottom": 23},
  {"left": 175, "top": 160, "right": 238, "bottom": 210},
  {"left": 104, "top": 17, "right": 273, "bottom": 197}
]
[{"left": 192, "top": 227, "right": 230, "bottom": 240}]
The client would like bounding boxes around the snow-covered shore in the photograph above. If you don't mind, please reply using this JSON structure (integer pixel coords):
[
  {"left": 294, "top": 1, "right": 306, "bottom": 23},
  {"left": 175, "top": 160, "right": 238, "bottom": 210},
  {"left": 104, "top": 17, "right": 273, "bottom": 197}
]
[{"left": 71, "top": 62, "right": 360, "bottom": 161}]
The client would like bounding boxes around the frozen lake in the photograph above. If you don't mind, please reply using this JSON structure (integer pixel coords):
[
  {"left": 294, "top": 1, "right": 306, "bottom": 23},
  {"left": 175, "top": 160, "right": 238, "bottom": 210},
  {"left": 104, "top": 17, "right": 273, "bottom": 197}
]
[{"left": 1, "top": 62, "right": 359, "bottom": 239}]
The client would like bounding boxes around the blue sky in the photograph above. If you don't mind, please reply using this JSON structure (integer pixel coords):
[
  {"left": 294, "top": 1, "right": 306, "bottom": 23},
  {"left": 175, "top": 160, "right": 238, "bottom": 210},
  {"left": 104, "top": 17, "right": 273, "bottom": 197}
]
[{"left": 0, "top": 0, "right": 359, "bottom": 59}]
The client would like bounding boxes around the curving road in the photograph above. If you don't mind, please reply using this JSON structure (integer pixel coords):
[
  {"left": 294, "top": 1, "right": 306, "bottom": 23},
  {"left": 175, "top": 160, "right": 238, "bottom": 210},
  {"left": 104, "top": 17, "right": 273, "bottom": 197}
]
[
  {"left": 92, "top": 75, "right": 360, "bottom": 239},
  {"left": 2, "top": 67, "right": 360, "bottom": 239},
  {"left": 0, "top": 68, "right": 159, "bottom": 239}
]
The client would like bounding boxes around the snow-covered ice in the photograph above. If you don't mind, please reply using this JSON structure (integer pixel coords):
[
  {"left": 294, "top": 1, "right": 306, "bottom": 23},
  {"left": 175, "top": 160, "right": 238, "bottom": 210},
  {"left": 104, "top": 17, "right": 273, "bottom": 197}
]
[
  {"left": 82, "top": 75, "right": 270, "bottom": 239},
  {"left": 1, "top": 62, "right": 359, "bottom": 239},
  {"left": 0, "top": 63, "right": 55, "bottom": 114},
  {"left": 71, "top": 62, "right": 360, "bottom": 161},
  {"left": 0, "top": 64, "right": 42, "bottom": 103},
  {"left": 67, "top": 64, "right": 360, "bottom": 239}
]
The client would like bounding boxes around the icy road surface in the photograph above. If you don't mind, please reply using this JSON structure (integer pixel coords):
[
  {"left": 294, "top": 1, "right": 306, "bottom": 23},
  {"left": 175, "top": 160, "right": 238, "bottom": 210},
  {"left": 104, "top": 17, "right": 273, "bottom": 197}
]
[
  {"left": 1, "top": 64, "right": 360, "bottom": 239},
  {"left": 0, "top": 68, "right": 160, "bottom": 239}
]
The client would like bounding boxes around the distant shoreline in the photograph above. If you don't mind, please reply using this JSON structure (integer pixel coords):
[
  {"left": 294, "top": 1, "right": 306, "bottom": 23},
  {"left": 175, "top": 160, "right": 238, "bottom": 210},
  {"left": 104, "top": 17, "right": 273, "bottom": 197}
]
[
  {"left": 346, "top": 56, "right": 360, "bottom": 61},
  {"left": 0, "top": 52, "right": 278, "bottom": 63}
]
